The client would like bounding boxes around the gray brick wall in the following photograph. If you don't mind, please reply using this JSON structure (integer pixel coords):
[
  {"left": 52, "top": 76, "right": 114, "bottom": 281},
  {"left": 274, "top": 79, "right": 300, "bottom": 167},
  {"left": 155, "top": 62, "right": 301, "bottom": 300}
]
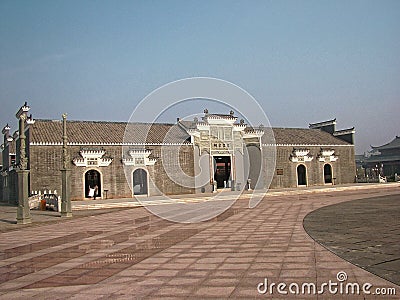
[
  {"left": 26, "top": 143, "right": 355, "bottom": 200},
  {"left": 269, "top": 146, "right": 356, "bottom": 188},
  {"left": 29, "top": 144, "right": 195, "bottom": 200}
]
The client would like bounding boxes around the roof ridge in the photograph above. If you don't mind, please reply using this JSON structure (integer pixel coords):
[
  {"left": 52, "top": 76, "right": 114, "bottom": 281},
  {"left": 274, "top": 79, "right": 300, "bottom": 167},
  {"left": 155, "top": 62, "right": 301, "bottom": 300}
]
[
  {"left": 34, "top": 119, "right": 177, "bottom": 126},
  {"left": 271, "top": 127, "right": 321, "bottom": 130},
  {"left": 371, "top": 136, "right": 400, "bottom": 149}
]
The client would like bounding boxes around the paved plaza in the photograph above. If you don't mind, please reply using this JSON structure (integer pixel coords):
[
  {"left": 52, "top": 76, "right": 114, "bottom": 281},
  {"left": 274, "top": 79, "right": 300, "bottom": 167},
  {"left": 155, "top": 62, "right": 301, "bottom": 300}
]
[{"left": 0, "top": 184, "right": 399, "bottom": 299}]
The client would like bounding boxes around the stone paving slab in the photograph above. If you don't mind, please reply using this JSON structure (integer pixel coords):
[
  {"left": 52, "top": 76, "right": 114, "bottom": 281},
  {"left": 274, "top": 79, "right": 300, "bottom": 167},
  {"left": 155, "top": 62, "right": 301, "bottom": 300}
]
[
  {"left": 0, "top": 206, "right": 126, "bottom": 233},
  {"left": 0, "top": 186, "right": 399, "bottom": 299}
]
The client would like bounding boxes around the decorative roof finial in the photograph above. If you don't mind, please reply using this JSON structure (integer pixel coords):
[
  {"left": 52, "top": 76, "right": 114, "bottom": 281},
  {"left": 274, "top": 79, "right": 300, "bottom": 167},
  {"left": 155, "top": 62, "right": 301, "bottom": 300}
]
[
  {"left": 27, "top": 114, "right": 35, "bottom": 125},
  {"left": 16, "top": 102, "right": 30, "bottom": 118},
  {"left": 204, "top": 108, "right": 208, "bottom": 114},
  {"left": 2, "top": 124, "right": 10, "bottom": 133},
  {"left": 230, "top": 110, "right": 234, "bottom": 116}
]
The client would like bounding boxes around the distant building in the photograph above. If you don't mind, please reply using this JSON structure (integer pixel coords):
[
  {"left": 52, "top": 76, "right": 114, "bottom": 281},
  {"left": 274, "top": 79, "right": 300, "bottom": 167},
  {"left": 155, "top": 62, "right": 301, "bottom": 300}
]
[
  {"left": 1, "top": 105, "right": 356, "bottom": 203},
  {"left": 357, "top": 136, "right": 400, "bottom": 181}
]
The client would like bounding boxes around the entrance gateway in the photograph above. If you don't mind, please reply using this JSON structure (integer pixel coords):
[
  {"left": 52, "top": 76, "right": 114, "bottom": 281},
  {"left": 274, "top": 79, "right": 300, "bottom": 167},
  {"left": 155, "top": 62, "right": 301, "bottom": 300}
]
[
  {"left": 182, "top": 110, "right": 265, "bottom": 192},
  {"left": 214, "top": 156, "right": 231, "bottom": 188}
]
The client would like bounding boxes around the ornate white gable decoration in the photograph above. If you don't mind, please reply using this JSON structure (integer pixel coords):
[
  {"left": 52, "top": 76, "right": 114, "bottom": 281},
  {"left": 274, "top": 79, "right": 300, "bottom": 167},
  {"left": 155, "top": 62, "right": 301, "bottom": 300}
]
[
  {"left": 318, "top": 149, "right": 338, "bottom": 162},
  {"left": 242, "top": 129, "right": 264, "bottom": 138},
  {"left": 73, "top": 149, "right": 113, "bottom": 167},
  {"left": 204, "top": 113, "right": 237, "bottom": 125},
  {"left": 182, "top": 111, "right": 267, "bottom": 157},
  {"left": 122, "top": 149, "right": 157, "bottom": 166},
  {"left": 290, "top": 149, "right": 313, "bottom": 162}
]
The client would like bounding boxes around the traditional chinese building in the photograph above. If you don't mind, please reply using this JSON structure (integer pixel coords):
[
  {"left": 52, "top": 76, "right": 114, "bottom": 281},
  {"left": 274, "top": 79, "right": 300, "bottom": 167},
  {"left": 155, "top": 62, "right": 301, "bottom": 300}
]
[
  {"left": 1, "top": 105, "right": 356, "bottom": 203},
  {"left": 357, "top": 136, "right": 400, "bottom": 181}
]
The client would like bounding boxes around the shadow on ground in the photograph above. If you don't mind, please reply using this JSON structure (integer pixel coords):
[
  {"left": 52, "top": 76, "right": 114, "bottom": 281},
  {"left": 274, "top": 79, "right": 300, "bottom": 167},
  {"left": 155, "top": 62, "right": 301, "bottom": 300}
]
[{"left": 303, "top": 194, "right": 400, "bottom": 286}]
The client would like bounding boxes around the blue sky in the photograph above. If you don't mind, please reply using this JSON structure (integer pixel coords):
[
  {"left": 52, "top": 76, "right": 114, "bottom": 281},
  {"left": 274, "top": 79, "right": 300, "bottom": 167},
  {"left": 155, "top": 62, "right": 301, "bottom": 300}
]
[{"left": 1, "top": 0, "right": 399, "bottom": 153}]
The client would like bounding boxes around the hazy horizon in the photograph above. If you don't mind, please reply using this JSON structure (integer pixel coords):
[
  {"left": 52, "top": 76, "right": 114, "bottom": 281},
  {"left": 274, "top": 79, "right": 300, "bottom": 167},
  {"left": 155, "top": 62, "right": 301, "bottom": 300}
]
[{"left": 1, "top": 0, "right": 399, "bottom": 154}]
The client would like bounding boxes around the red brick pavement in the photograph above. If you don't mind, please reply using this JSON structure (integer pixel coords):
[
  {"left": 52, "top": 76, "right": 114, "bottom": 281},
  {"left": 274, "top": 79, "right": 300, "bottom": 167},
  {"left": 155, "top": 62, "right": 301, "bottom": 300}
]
[{"left": 0, "top": 186, "right": 399, "bottom": 299}]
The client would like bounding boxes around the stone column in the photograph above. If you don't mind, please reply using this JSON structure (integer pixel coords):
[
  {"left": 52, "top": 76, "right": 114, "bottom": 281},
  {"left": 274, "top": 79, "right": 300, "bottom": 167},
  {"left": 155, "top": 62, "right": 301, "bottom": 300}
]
[
  {"left": 61, "top": 113, "right": 72, "bottom": 217},
  {"left": 16, "top": 103, "right": 32, "bottom": 224},
  {"left": 231, "top": 154, "right": 236, "bottom": 191}
]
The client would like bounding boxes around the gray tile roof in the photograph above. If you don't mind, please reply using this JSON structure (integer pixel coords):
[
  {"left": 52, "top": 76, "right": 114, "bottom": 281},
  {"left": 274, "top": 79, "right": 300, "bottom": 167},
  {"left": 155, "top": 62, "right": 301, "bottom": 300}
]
[
  {"left": 29, "top": 120, "right": 352, "bottom": 146},
  {"left": 30, "top": 120, "right": 191, "bottom": 144},
  {"left": 371, "top": 136, "right": 400, "bottom": 150},
  {"left": 178, "top": 120, "right": 197, "bottom": 130},
  {"left": 269, "top": 127, "right": 351, "bottom": 145}
]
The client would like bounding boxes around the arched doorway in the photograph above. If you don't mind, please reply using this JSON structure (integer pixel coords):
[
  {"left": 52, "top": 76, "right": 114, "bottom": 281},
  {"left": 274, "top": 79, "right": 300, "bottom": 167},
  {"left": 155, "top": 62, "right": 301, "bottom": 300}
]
[
  {"left": 85, "top": 170, "right": 101, "bottom": 198},
  {"left": 133, "top": 168, "right": 148, "bottom": 195},
  {"left": 324, "top": 164, "right": 333, "bottom": 184},
  {"left": 297, "top": 164, "right": 307, "bottom": 186}
]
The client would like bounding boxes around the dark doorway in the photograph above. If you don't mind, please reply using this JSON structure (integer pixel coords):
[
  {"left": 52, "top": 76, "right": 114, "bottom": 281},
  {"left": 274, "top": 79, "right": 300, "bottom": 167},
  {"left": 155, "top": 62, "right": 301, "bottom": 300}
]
[
  {"left": 85, "top": 170, "right": 101, "bottom": 198},
  {"left": 297, "top": 164, "right": 307, "bottom": 186},
  {"left": 214, "top": 156, "right": 231, "bottom": 188},
  {"left": 133, "top": 168, "right": 148, "bottom": 195},
  {"left": 324, "top": 164, "right": 333, "bottom": 184}
]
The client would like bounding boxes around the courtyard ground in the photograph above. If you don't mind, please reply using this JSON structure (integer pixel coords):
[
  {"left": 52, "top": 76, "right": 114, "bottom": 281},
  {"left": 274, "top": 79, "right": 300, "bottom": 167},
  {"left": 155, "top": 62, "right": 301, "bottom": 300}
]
[{"left": 0, "top": 183, "right": 399, "bottom": 299}]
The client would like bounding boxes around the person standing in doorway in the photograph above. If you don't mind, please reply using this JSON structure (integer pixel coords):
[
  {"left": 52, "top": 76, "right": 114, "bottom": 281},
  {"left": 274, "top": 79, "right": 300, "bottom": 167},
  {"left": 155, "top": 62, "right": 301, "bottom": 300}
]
[
  {"left": 88, "top": 186, "right": 95, "bottom": 198},
  {"left": 93, "top": 185, "right": 98, "bottom": 200}
]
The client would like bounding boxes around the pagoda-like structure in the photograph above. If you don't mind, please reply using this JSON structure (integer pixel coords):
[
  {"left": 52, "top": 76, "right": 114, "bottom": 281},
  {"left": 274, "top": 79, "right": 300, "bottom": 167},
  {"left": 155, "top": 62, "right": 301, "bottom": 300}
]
[{"left": 358, "top": 136, "right": 400, "bottom": 180}]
